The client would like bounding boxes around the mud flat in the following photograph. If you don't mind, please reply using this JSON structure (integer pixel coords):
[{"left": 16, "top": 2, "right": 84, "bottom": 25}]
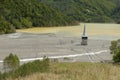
[
  {"left": 0, "top": 32, "right": 113, "bottom": 61},
  {"left": 0, "top": 23, "right": 120, "bottom": 62}
]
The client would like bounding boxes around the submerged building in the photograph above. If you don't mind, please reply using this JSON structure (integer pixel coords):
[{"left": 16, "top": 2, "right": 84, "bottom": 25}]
[{"left": 81, "top": 24, "right": 88, "bottom": 45}]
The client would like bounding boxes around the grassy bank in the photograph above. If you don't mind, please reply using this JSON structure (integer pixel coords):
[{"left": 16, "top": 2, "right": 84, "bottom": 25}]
[{"left": 9, "top": 62, "right": 120, "bottom": 80}]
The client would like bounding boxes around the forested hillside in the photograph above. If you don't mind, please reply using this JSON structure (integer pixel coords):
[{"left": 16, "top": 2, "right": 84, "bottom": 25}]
[
  {"left": 109, "top": 0, "right": 120, "bottom": 23},
  {"left": 112, "top": 6, "right": 120, "bottom": 23},
  {"left": 0, "top": 0, "right": 120, "bottom": 34},
  {"left": 40, "top": 0, "right": 119, "bottom": 22},
  {"left": 0, "top": 0, "right": 73, "bottom": 34}
]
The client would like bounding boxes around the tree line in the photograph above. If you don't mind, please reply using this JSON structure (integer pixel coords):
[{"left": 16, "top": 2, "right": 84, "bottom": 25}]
[
  {"left": 0, "top": 0, "right": 76, "bottom": 34},
  {"left": 0, "top": 0, "right": 120, "bottom": 34}
]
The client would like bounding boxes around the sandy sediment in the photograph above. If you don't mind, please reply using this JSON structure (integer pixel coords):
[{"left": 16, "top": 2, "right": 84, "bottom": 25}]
[
  {"left": 0, "top": 32, "right": 118, "bottom": 72},
  {"left": 0, "top": 33, "right": 113, "bottom": 60}
]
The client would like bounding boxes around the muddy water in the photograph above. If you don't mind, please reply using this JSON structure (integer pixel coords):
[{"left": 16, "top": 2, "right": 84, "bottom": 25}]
[{"left": 17, "top": 23, "right": 120, "bottom": 37}]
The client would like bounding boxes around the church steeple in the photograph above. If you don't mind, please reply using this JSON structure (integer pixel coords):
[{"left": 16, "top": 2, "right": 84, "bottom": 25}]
[
  {"left": 81, "top": 24, "right": 88, "bottom": 45},
  {"left": 82, "top": 24, "right": 87, "bottom": 37}
]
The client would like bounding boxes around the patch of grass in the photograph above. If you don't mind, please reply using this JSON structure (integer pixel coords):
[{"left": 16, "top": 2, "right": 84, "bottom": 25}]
[
  {"left": 9, "top": 62, "right": 120, "bottom": 80},
  {"left": 17, "top": 23, "right": 120, "bottom": 37}
]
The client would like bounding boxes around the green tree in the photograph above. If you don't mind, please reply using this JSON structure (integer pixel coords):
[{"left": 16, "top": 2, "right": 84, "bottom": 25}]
[
  {"left": 113, "top": 48, "right": 120, "bottom": 63},
  {"left": 12, "top": 19, "right": 22, "bottom": 29},
  {"left": 21, "top": 18, "right": 32, "bottom": 28},
  {"left": 3, "top": 53, "right": 20, "bottom": 72},
  {"left": 0, "top": 17, "right": 16, "bottom": 34},
  {"left": 110, "top": 40, "right": 118, "bottom": 54},
  {"left": 110, "top": 39, "right": 120, "bottom": 63}
]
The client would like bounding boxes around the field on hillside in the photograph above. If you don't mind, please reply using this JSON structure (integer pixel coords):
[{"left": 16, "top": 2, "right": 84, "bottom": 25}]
[
  {"left": 9, "top": 62, "right": 120, "bottom": 80},
  {"left": 17, "top": 23, "right": 120, "bottom": 37}
]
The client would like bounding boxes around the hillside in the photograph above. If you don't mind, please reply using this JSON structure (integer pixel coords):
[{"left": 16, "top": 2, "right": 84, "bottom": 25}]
[
  {"left": 40, "top": 0, "right": 117, "bottom": 22},
  {"left": 8, "top": 62, "right": 120, "bottom": 80},
  {"left": 0, "top": 0, "right": 73, "bottom": 34},
  {"left": 0, "top": 0, "right": 120, "bottom": 34}
]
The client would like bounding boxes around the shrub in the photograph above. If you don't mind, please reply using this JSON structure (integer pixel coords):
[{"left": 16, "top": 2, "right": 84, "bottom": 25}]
[
  {"left": 3, "top": 53, "right": 20, "bottom": 72},
  {"left": 110, "top": 40, "right": 118, "bottom": 54},
  {"left": 2, "top": 55, "right": 50, "bottom": 79},
  {"left": 13, "top": 57, "right": 50, "bottom": 78},
  {"left": 117, "top": 20, "right": 120, "bottom": 24},
  {"left": 110, "top": 39, "right": 120, "bottom": 63},
  {"left": 113, "top": 48, "right": 120, "bottom": 63}
]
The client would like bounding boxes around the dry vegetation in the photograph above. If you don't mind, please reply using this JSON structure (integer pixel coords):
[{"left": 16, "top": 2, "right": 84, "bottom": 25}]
[
  {"left": 8, "top": 62, "right": 120, "bottom": 80},
  {"left": 17, "top": 23, "right": 120, "bottom": 37}
]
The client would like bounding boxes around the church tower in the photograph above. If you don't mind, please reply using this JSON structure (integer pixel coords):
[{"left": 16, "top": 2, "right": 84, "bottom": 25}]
[{"left": 81, "top": 24, "right": 88, "bottom": 45}]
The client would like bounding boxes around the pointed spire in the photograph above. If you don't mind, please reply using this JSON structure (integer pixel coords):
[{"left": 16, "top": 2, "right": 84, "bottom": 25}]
[
  {"left": 82, "top": 24, "right": 87, "bottom": 37},
  {"left": 81, "top": 24, "right": 88, "bottom": 45}
]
